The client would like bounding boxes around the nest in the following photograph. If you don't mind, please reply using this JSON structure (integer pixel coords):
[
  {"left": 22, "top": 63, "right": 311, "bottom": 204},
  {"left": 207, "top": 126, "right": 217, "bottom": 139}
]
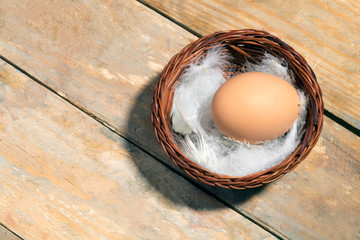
[{"left": 151, "top": 29, "right": 324, "bottom": 189}]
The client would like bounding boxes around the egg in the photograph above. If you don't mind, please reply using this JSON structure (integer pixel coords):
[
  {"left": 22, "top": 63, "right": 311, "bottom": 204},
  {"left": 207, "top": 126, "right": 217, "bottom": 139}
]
[{"left": 211, "top": 72, "right": 301, "bottom": 144}]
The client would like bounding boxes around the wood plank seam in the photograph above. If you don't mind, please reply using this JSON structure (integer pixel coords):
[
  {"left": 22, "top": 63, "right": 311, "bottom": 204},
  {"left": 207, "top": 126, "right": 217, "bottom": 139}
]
[
  {"left": 323, "top": 109, "right": 360, "bottom": 137},
  {"left": 0, "top": 53, "right": 286, "bottom": 239},
  {"left": 0, "top": 223, "right": 23, "bottom": 240},
  {"left": 137, "top": 0, "right": 203, "bottom": 38}
]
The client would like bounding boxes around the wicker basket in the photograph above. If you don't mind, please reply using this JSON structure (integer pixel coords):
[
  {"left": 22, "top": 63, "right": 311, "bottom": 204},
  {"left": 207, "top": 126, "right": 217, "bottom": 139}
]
[{"left": 151, "top": 29, "right": 324, "bottom": 189}]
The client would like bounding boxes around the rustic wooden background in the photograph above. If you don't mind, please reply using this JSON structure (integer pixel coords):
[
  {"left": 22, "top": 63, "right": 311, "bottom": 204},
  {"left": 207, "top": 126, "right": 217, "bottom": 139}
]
[{"left": 0, "top": 0, "right": 359, "bottom": 239}]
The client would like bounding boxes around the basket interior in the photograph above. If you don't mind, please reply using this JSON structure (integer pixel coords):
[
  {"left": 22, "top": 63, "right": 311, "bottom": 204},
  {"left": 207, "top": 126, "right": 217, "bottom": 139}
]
[{"left": 152, "top": 30, "right": 324, "bottom": 189}]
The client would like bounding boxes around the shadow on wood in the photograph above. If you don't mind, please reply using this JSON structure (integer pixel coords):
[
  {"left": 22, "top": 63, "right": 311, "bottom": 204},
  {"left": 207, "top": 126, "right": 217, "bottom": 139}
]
[{"left": 124, "top": 73, "right": 268, "bottom": 210}]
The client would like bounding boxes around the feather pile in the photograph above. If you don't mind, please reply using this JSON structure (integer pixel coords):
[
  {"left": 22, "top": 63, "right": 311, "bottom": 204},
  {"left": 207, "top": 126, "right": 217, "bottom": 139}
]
[{"left": 171, "top": 47, "right": 308, "bottom": 177}]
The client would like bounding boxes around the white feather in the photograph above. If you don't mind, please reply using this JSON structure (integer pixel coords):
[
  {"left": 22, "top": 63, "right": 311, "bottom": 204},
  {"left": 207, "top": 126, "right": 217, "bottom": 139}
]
[
  {"left": 171, "top": 47, "right": 230, "bottom": 134},
  {"left": 171, "top": 50, "right": 308, "bottom": 177}
]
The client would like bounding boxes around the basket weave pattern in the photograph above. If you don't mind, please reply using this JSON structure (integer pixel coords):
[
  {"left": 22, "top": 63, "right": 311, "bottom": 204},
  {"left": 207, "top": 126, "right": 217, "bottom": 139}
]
[{"left": 151, "top": 29, "right": 324, "bottom": 189}]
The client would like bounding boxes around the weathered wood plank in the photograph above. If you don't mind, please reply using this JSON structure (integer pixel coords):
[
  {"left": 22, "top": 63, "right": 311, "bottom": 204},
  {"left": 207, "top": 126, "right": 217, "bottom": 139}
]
[
  {"left": 0, "top": 224, "right": 22, "bottom": 240},
  {"left": 0, "top": 0, "right": 196, "bottom": 193},
  {"left": 0, "top": 0, "right": 359, "bottom": 239},
  {"left": 0, "top": 60, "right": 276, "bottom": 239},
  {"left": 208, "top": 120, "right": 360, "bottom": 239},
  {"left": 140, "top": 0, "right": 360, "bottom": 130}
]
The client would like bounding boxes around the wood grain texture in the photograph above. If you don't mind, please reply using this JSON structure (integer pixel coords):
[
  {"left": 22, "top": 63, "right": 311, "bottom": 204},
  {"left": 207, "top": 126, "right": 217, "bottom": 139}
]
[
  {"left": 0, "top": 0, "right": 359, "bottom": 239},
  {"left": 140, "top": 0, "right": 360, "bottom": 130},
  {"left": 0, "top": 0, "right": 196, "bottom": 185},
  {"left": 210, "top": 120, "right": 360, "bottom": 239},
  {"left": 0, "top": 224, "right": 22, "bottom": 240},
  {"left": 0, "top": 60, "right": 276, "bottom": 240}
]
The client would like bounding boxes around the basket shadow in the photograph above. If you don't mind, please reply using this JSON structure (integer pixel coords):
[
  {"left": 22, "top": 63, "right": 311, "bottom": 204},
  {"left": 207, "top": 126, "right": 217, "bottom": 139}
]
[{"left": 124, "top": 72, "right": 267, "bottom": 210}]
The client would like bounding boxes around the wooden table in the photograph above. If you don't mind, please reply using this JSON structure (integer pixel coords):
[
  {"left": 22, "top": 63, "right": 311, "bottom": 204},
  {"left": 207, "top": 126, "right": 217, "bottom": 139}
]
[{"left": 0, "top": 1, "right": 359, "bottom": 239}]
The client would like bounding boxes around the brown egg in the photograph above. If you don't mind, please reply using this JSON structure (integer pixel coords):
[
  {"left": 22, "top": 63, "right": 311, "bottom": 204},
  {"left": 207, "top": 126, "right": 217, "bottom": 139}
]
[{"left": 211, "top": 72, "right": 301, "bottom": 144}]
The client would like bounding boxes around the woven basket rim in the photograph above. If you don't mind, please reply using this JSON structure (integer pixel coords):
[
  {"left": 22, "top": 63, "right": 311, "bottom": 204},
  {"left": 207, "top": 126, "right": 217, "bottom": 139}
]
[{"left": 151, "top": 29, "right": 324, "bottom": 189}]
